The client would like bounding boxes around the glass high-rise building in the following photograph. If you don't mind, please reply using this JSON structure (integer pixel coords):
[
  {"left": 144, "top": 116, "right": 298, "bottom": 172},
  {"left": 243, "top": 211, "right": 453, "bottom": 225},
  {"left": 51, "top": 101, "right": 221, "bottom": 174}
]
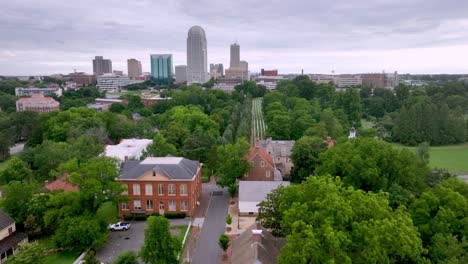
[
  {"left": 150, "top": 54, "right": 173, "bottom": 84},
  {"left": 187, "top": 26, "right": 208, "bottom": 84}
]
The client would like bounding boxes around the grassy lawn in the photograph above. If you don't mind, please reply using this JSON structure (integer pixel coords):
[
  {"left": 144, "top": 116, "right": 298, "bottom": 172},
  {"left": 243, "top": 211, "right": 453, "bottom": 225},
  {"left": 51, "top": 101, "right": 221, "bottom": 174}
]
[
  {"left": 37, "top": 237, "right": 81, "bottom": 264},
  {"left": 393, "top": 143, "right": 468, "bottom": 173}
]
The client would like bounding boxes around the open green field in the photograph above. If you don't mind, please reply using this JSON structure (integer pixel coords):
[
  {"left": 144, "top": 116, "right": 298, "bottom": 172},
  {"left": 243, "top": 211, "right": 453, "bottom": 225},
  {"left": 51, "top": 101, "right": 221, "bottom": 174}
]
[
  {"left": 252, "top": 98, "right": 266, "bottom": 142},
  {"left": 37, "top": 237, "right": 80, "bottom": 264},
  {"left": 394, "top": 143, "right": 468, "bottom": 173}
]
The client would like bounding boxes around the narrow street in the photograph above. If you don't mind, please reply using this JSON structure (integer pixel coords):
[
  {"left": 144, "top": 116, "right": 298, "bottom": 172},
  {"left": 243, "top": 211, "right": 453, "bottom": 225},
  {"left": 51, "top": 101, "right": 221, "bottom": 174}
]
[{"left": 191, "top": 185, "right": 229, "bottom": 264}]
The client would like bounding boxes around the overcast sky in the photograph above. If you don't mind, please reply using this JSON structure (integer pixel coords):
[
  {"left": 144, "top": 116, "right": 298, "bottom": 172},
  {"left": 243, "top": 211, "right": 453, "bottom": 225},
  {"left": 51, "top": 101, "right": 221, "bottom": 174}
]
[{"left": 1, "top": 0, "right": 468, "bottom": 75}]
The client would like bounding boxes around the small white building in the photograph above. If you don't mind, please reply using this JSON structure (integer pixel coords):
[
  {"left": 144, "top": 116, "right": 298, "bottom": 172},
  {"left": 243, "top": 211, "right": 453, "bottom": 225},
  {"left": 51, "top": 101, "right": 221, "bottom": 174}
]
[
  {"left": 238, "top": 181, "right": 290, "bottom": 215},
  {"left": 97, "top": 73, "right": 141, "bottom": 92},
  {"left": 15, "top": 87, "right": 62, "bottom": 97},
  {"left": 104, "top": 139, "right": 153, "bottom": 163}
]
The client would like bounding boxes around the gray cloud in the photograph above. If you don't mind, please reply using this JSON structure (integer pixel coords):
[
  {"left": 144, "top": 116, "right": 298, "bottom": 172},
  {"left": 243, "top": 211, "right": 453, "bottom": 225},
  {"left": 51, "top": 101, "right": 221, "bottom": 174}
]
[{"left": 1, "top": 0, "right": 468, "bottom": 75}]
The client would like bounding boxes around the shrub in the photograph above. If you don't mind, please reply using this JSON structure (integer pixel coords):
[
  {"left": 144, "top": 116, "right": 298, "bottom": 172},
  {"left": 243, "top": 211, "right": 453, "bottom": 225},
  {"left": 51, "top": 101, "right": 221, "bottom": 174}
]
[
  {"left": 123, "top": 215, "right": 133, "bottom": 221},
  {"left": 163, "top": 212, "right": 186, "bottom": 219},
  {"left": 150, "top": 212, "right": 160, "bottom": 217},
  {"left": 219, "top": 234, "right": 230, "bottom": 251},
  {"left": 226, "top": 214, "right": 232, "bottom": 225},
  {"left": 134, "top": 214, "right": 148, "bottom": 221}
]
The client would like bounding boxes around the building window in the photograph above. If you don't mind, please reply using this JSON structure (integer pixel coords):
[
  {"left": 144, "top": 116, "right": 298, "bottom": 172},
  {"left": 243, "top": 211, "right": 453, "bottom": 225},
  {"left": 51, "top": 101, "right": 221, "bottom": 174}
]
[
  {"left": 168, "top": 184, "right": 176, "bottom": 195},
  {"left": 158, "top": 184, "right": 164, "bottom": 195},
  {"left": 133, "top": 184, "right": 140, "bottom": 195},
  {"left": 250, "top": 161, "right": 254, "bottom": 167},
  {"left": 169, "top": 200, "right": 176, "bottom": 211},
  {"left": 122, "top": 202, "right": 129, "bottom": 210},
  {"left": 181, "top": 200, "right": 188, "bottom": 211},
  {"left": 159, "top": 202, "right": 164, "bottom": 211},
  {"left": 180, "top": 184, "right": 188, "bottom": 196},
  {"left": 266, "top": 170, "right": 271, "bottom": 177},
  {"left": 122, "top": 184, "right": 128, "bottom": 195},
  {"left": 145, "top": 184, "right": 153, "bottom": 195},
  {"left": 146, "top": 200, "right": 153, "bottom": 210},
  {"left": 261, "top": 161, "right": 265, "bottom": 167},
  {"left": 134, "top": 200, "right": 141, "bottom": 210}
]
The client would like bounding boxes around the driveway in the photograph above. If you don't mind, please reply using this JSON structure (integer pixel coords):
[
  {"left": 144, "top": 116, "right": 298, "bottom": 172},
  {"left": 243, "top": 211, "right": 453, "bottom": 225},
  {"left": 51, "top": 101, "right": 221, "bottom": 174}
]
[
  {"left": 191, "top": 186, "right": 229, "bottom": 264},
  {"left": 96, "top": 218, "right": 190, "bottom": 264}
]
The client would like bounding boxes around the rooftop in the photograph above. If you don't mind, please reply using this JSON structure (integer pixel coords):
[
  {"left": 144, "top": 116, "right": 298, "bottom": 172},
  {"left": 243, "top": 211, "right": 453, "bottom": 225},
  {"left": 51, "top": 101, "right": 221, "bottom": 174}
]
[
  {"left": 104, "top": 139, "right": 153, "bottom": 162},
  {"left": 119, "top": 157, "right": 199, "bottom": 181},
  {"left": 246, "top": 146, "right": 275, "bottom": 167},
  {"left": 0, "top": 210, "right": 15, "bottom": 230},
  {"left": 45, "top": 175, "right": 79, "bottom": 192}
]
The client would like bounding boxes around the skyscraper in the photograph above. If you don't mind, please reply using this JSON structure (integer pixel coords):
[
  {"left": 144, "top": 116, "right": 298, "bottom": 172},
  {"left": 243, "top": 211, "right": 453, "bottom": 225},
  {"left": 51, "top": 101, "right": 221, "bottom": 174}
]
[
  {"left": 92, "top": 56, "right": 112, "bottom": 76},
  {"left": 175, "top": 65, "right": 187, "bottom": 84},
  {"left": 187, "top": 26, "right": 208, "bottom": 84},
  {"left": 127, "top": 58, "right": 142, "bottom": 79},
  {"left": 230, "top": 43, "right": 240, "bottom": 68},
  {"left": 150, "top": 54, "right": 173, "bottom": 84}
]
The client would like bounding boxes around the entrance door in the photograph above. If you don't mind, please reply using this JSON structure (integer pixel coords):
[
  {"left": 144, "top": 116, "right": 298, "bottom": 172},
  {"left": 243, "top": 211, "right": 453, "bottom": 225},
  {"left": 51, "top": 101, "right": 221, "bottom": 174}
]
[{"left": 159, "top": 202, "right": 165, "bottom": 215}]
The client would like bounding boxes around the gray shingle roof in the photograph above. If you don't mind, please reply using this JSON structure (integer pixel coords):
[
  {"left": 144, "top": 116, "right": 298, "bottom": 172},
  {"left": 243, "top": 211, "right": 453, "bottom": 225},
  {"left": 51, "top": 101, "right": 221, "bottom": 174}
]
[
  {"left": 119, "top": 157, "right": 199, "bottom": 180},
  {"left": 258, "top": 138, "right": 295, "bottom": 158},
  {"left": 0, "top": 210, "right": 15, "bottom": 230}
]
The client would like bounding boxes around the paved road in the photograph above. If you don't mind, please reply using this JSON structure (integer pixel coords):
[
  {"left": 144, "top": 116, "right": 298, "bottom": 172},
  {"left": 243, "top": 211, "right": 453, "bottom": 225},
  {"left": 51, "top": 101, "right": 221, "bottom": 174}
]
[{"left": 191, "top": 186, "right": 229, "bottom": 264}]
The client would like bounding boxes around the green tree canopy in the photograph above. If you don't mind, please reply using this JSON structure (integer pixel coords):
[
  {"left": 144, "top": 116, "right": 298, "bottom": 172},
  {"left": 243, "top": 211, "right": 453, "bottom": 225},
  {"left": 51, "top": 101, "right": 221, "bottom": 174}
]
[
  {"left": 215, "top": 138, "right": 250, "bottom": 188},
  {"left": 290, "top": 136, "right": 328, "bottom": 183},
  {"left": 140, "top": 216, "right": 180, "bottom": 264}
]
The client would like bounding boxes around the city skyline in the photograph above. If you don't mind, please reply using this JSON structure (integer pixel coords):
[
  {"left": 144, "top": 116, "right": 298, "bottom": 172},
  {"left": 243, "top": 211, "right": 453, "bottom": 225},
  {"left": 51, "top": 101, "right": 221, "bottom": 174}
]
[{"left": 1, "top": 0, "right": 468, "bottom": 75}]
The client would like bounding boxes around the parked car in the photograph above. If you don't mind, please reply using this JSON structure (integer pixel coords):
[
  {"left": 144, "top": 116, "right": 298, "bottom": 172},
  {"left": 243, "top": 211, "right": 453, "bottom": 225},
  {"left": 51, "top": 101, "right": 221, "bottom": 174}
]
[{"left": 108, "top": 222, "right": 131, "bottom": 231}]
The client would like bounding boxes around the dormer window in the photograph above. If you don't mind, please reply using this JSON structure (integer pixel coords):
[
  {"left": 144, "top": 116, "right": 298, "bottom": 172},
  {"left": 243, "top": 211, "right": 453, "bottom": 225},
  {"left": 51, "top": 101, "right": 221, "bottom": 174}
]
[{"left": 152, "top": 170, "right": 156, "bottom": 176}]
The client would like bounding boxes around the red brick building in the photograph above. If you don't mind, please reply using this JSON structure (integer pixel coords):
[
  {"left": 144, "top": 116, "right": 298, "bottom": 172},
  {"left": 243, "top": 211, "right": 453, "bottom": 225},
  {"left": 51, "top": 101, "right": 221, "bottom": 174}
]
[
  {"left": 243, "top": 146, "right": 279, "bottom": 181},
  {"left": 260, "top": 69, "right": 278, "bottom": 76},
  {"left": 117, "top": 157, "right": 202, "bottom": 217},
  {"left": 361, "top": 73, "right": 385, "bottom": 88}
]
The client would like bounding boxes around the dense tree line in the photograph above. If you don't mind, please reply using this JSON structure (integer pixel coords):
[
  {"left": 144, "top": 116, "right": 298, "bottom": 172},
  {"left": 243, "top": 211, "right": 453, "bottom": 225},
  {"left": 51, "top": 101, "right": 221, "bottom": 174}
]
[{"left": 258, "top": 137, "right": 468, "bottom": 263}]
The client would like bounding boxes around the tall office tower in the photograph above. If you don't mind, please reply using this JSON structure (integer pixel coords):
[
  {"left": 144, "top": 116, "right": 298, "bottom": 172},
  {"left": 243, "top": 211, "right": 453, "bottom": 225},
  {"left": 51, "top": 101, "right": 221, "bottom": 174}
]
[
  {"left": 175, "top": 65, "right": 187, "bottom": 83},
  {"left": 187, "top": 26, "right": 208, "bottom": 84},
  {"left": 230, "top": 43, "right": 240, "bottom": 68},
  {"left": 92, "top": 56, "right": 112, "bottom": 76},
  {"left": 127, "top": 58, "right": 142, "bottom": 79},
  {"left": 240, "top": 61, "right": 249, "bottom": 80},
  {"left": 150, "top": 54, "right": 173, "bottom": 84}
]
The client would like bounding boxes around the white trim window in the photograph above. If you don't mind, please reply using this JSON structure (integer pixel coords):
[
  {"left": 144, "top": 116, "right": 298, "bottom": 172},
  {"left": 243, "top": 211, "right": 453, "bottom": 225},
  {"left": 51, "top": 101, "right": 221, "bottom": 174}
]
[
  {"left": 261, "top": 161, "right": 265, "bottom": 167},
  {"left": 145, "top": 184, "right": 153, "bottom": 195},
  {"left": 146, "top": 200, "right": 153, "bottom": 210},
  {"left": 266, "top": 170, "right": 271, "bottom": 177},
  {"left": 133, "top": 184, "right": 140, "bottom": 195},
  {"left": 122, "top": 202, "right": 129, "bottom": 210},
  {"left": 158, "top": 184, "right": 164, "bottom": 195},
  {"left": 169, "top": 200, "right": 176, "bottom": 211},
  {"left": 181, "top": 200, "right": 188, "bottom": 211},
  {"left": 180, "top": 184, "right": 188, "bottom": 196},
  {"left": 168, "top": 184, "right": 176, "bottom": 195},
  {"left": 134, "top": 200, "right": 141, "bottom": 210}
]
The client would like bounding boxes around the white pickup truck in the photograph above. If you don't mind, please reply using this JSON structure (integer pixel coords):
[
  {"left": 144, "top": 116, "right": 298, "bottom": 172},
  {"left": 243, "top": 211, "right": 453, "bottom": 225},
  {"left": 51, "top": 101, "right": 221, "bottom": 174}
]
[{"left": 108, "top": 222, "right": 131, "bottom": 231}]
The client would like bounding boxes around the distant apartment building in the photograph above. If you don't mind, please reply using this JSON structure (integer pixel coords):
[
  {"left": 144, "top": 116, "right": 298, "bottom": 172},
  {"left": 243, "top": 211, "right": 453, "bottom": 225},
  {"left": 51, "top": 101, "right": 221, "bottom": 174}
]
[
  {"left": 92, "top": 56, "right": 112, "bottom": 76},
  {"left": 16, "top": 93, "right": 60, "bottom": 112},
  {"left": 15, "top": 87, "right": 62, "bottom": 97},
  {"left": 117, "top": 157, "right": 202, "bottom": 217},
  {"left": 150, "top": 54, "right": 173, "bottom": 84},
  {"left": 175, "top": 65, "right": 187, "bottom": 84},
  {"left": 334, "top": 75, "right": 362, "bottom": 88},
  {"left": 210, "top": 63, "right": 224, "bottom": 79},
  {"left": 69, "top": 72, "right": 96, "bottom": 86},
  {"left": 261, "top": 69, "right": 278, "bottom": 76},
  {"left": 127, "top": 59, "right": 142, "bottom": 79},
  {"left": 215, "top": 77, "right": 243, "bottom": 92},
  {"left": 96, "top": 73, "right": 133, "bottom": 92},
  {"left": 309, "top": 74, "right": 335, "bottom": 84},
  {"left": 254, "top": 75, "right": 284, "bottom": 90},
  {"left": 225, "top": 67, "right": 248, "bottom": 81},
  {"left": 361, "top": 71, "right": 399, "bottom": 88}
]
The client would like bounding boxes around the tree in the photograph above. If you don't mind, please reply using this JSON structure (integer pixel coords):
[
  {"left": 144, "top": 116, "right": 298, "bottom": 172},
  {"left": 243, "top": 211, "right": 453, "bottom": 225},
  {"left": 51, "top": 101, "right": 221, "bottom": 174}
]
[
  {"left": 417, "top": 142, "right": 430, "bottom": 164},
  {"left": 316, "top": 138, "right": 429, "bottom": 206},
  {"left": 1, "top": 181, "right": 37, "bottom": 224},
  {"left": 140, "top": 216, "right": 180, "bottom": 264},
  {"left": 257, "top": 186, "right": 287, "bottom": 236},
  {"left": 215, "top": 138, "right": 250, "bottom": 188},
  {"left": 290, "top": 136, "right": 328, "bottom": 183},
  {"left": 143, "top": 133, "right": 178, "bottom": 158},
  {"left": 83, "top": 250, "right": 100, "bottom": 264},
  {"left": 53, "top": 215, "right": 106, "bottom": 251},
  {"left": 257, "top": 176, "right": 426, "bottom": 264},
  {"left": 6, "top": 241, "right": 44, "bottom": 264},
  {"left": 334, "top": 88, "right": 362, "bottom": 126},
  {"left": 218, "top": 234, "right": 230, "bottom": 252},
  {"left": 0, "top": 156, "right": 32, "bottom": 184},
  {"left": 113, "top": 251, "right": 139, "bottom": 264},
  {"left": 109, "top": 103, "right": 127, "bottom": 113}
]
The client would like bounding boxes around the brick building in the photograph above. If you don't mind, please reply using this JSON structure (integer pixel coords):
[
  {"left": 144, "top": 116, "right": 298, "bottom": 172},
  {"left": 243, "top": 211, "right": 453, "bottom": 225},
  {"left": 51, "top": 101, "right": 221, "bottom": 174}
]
[
  {"left": 243, "top": 146, "right": 281, "bottom": 181},
  {"left": 361, "top": 73, "right": 386, "bottom": 88},
  {"left": 260, "top": 69, "right": 278, "bottom": 76},
  {"left": 16, "top": 93, "right": 60, "bottom": 112},
  {"left": 117, "top": 157, "right": 202, "bottom": 217}
]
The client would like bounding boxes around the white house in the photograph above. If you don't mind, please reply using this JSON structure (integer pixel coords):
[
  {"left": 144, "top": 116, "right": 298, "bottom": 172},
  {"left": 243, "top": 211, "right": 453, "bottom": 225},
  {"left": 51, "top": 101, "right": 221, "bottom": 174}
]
[
  {"left": 238, "top": 181, "right": 290, "bottom": 215},
  {"left": 104, "top": 139, "right": 153, "bottom": 163}
]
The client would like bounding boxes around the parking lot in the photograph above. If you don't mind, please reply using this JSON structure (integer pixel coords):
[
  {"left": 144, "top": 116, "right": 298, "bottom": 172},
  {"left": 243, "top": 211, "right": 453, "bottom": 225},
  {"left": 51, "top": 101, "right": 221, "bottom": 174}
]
[{"left": 97, "top": 219, "right": 190, "bottom": 264}]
